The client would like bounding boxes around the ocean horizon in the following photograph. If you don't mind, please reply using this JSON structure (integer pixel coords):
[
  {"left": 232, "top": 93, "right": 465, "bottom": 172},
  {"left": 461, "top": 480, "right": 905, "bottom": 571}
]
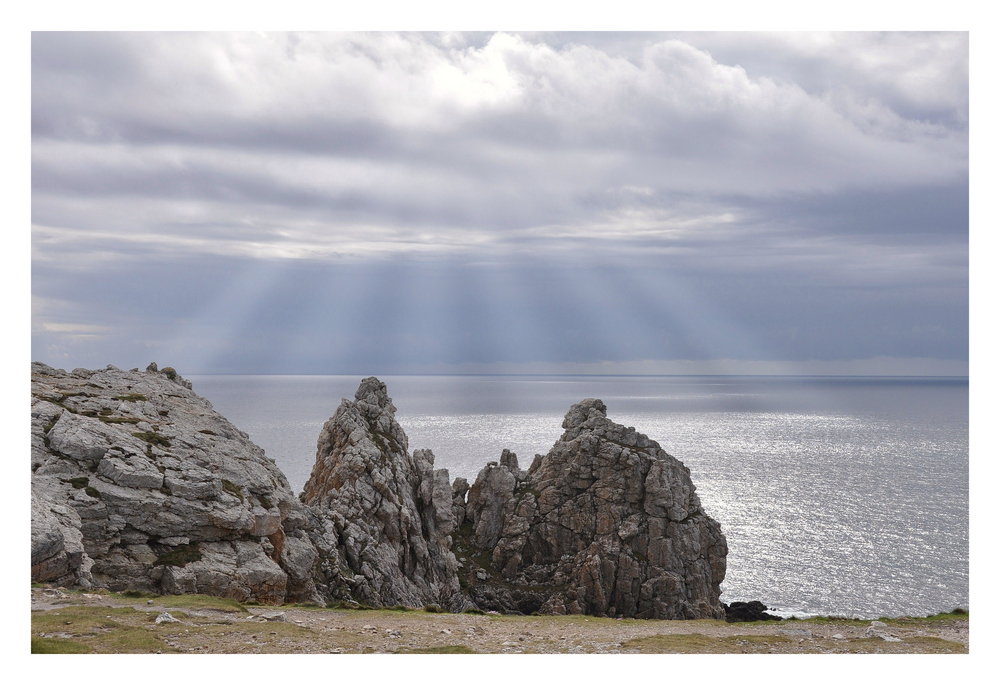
[{"left": 187, "top": 373, "right": 968, "bottom": 620}]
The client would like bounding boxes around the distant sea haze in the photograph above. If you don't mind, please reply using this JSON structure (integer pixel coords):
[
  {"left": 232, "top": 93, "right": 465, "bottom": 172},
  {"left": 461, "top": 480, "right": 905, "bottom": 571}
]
[{"left": 190, "top": 374, "right": 969, "bottom": 620}]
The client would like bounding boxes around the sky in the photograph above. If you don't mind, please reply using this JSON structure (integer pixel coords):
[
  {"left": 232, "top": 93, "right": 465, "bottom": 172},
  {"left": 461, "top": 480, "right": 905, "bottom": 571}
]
[{"left": 30, "top": 31, "right": 969, "bottom": 375}]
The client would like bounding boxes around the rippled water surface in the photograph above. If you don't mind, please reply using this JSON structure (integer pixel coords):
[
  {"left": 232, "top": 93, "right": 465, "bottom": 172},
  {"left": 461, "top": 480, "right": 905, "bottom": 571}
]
[{"left": 189, "top": 374, "right": 968, "bottom": 619}]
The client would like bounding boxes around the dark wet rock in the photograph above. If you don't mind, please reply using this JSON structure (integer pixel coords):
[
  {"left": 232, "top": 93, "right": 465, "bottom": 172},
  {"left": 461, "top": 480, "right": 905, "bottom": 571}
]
[{"left": 724, "top": 600, "right": 781, "bottom": 622}]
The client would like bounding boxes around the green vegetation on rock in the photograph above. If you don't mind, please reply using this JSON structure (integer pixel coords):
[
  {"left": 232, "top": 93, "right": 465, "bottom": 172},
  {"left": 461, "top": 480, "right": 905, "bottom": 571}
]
[{"left": 113, "top": 394, "right": 148, "bottom": 402}]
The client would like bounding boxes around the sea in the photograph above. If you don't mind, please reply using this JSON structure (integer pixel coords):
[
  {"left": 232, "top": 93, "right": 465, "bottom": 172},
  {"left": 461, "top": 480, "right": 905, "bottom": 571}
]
[{"left": 187, "top": 374, "right": 969, "bottom": 620}]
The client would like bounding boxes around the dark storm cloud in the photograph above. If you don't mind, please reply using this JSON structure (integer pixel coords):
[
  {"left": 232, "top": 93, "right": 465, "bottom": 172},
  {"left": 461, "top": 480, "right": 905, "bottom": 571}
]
[{"left": 31, "top": 32, "right": 968, "bottom": 373}]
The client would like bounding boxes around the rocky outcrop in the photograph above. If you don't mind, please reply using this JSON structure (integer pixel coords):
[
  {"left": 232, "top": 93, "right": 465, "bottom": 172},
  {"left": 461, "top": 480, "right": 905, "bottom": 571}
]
[
  {"left": 30, "top": 362, "right": 318, "bottom": 605},
  {"left": 456, "top": 398, "right": 728, "bottom": 619},
  {"left": 299, "top": 378, "right": 465, "bottom": 611},
  {"left": 31, "top": 368, "right": 725, "bottom": 620},
  {"left": 724, "top": 601, "right": 780, "bottom": 622}
]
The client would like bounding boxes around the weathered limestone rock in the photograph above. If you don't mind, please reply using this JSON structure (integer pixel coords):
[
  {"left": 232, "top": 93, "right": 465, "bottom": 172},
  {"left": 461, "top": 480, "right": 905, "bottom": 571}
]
[
  {"left": 466, "top": 450, "right": 522, "bottom": 550},
  {"left": 300, "top": 377, "right": 465, "bottom": 610},
  {"left": 31, "top": 490, "right": 92, "bottom": 587},
  {"left": 155, "top": 540, "right": 287, "bottom": 604},
  {"left": 451, "top": 477, "right": 469, "bottom": 529},
  {"left": 458, "top": 398, "right": 727, "bottom": 619},
  {"left": 32, "top": 369, "right": 725, "bottom": 620},
  {"left": 29, "top": 362, "right": 319, "bottom": 605}
]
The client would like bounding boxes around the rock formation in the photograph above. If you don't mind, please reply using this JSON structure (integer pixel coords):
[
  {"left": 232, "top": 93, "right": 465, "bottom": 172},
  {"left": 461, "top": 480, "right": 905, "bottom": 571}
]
[
  {"left": 30, "top": 362, "right": 320, "bottom": 605},
  {"left": 299, "top": 377, "right": 465, "bottom": 611},
  {"left": 31, "top": 368, "right": 726, "bottom": 619},
  {"left": 723, "top": 600, "right": 780, "bottom": 622},
  {"left": 456, "top": 398, "right": 728, "bottom": 619}
]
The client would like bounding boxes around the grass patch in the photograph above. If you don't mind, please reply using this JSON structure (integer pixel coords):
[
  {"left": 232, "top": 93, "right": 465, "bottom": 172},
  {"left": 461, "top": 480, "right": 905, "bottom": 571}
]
[
  {"left": 67, "top": 476, "right": 89, "bottom": 489},
  {"left": 113, "top": 394, "right": 148, "bottom": 402},
  {"left": 32, "top": 605, "right": 169, "bottom": 654},
  {"left": 153, "top": 543, "right": 202, "bottom": 567},
  {"left": 31, "top": 637, "right": 92, "bottom": 654},
  {"left": 400, "top": 645, "right": 478, "bottom": 654},
  {"left": 132, "top": 431, "right": 171, "bottom": 448},
  {"left": 84, "top": 486, "right": 102, "bottom": 499},
  {"left": 624, "top": 633, "right": 793, "bottom": 654},
  {"left": 100, "top": 417, "right": 140, "bottom": 424},
  {"left": 156, "top": 594, "right": 248, "bottom": 613},
  {"left": 221, "top": 479, "right": 244, "bottom": 502},
  {"left": 423, "top": 604, "right": 443, "bottom": 613},
  {"left": 199, "top": 429, "right": 217, "bottom": 436},
  {"left": 920, "top": 608, "right": 968, "bottom": 620},
  {"left": 256, "top": 493, "right": 273, "bottom": 509},
  {"left": 836, "top": 636, "right": 966, "bottom": 654},
  {"left": 881, "top": 609, "right": 970, "bottom": 626},
  {"left": 116, "top": 590, "right": 160, "bottom": 599}
]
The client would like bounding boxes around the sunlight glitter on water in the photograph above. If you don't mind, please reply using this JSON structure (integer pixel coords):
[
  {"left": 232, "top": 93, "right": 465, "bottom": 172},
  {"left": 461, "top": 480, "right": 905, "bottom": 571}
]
[{"left": 190, "top": 374, "right": 968, "bottom": 619}]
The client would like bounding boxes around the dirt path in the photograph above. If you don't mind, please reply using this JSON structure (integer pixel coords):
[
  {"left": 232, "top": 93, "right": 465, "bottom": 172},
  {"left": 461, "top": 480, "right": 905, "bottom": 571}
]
[{"left": 30, "top": 588, "right": 968, "bottom": 654}]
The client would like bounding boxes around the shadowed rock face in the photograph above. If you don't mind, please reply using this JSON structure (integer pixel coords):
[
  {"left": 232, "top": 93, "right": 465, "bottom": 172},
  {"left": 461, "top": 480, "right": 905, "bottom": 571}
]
[
  {"left": 460, "top": 398, "right": 728, "bottom": 620},
  {"left": 300, "top": 377, "right": 465, "bottom": 611}
]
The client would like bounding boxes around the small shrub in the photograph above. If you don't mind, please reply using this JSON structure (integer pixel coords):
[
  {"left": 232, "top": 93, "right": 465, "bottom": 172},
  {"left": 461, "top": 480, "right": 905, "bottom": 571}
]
[
  {"left": 113, "top": 394, "right": 148, "bottom": 402},
  {"left": 68, "top": 477, "right": 89, "bottom": 489},
  {"left": 120, "top": 590, "right": 159, "bottom": 599},
  {"left": 84, "top": 486, "right": 102, "bottom": 499},
  {"left": 221, "top": 480, "right": 244, "bottom": 502},
  {"left": 423, "top": 604, "right": 443, "bottom": 613},
  {"left": 131, "top": 431, "right": 171, "bottom": 448}
]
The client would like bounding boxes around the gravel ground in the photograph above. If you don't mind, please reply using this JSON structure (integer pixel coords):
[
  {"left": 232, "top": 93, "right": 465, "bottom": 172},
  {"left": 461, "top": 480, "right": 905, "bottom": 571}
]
[{"left": 30, "top": 588, "right": 968, "bottom": 654}]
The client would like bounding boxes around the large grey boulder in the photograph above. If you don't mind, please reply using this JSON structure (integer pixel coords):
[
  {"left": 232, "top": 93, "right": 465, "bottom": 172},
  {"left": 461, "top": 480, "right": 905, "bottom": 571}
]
[
  {"left": 29, "top": 362, "right": 319, "bottom": 605},
  {"left": 457, "top": 398, "right": 728, "bottom": 619},
  {"left": 300, "top": 377, "right": 465, "bottom": 610}
]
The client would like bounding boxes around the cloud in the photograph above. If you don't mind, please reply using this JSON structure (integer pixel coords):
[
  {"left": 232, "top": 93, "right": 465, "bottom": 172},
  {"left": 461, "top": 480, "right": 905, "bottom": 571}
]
[{"left": 31, "top": 32, "right": 968, "bottom": 372}]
